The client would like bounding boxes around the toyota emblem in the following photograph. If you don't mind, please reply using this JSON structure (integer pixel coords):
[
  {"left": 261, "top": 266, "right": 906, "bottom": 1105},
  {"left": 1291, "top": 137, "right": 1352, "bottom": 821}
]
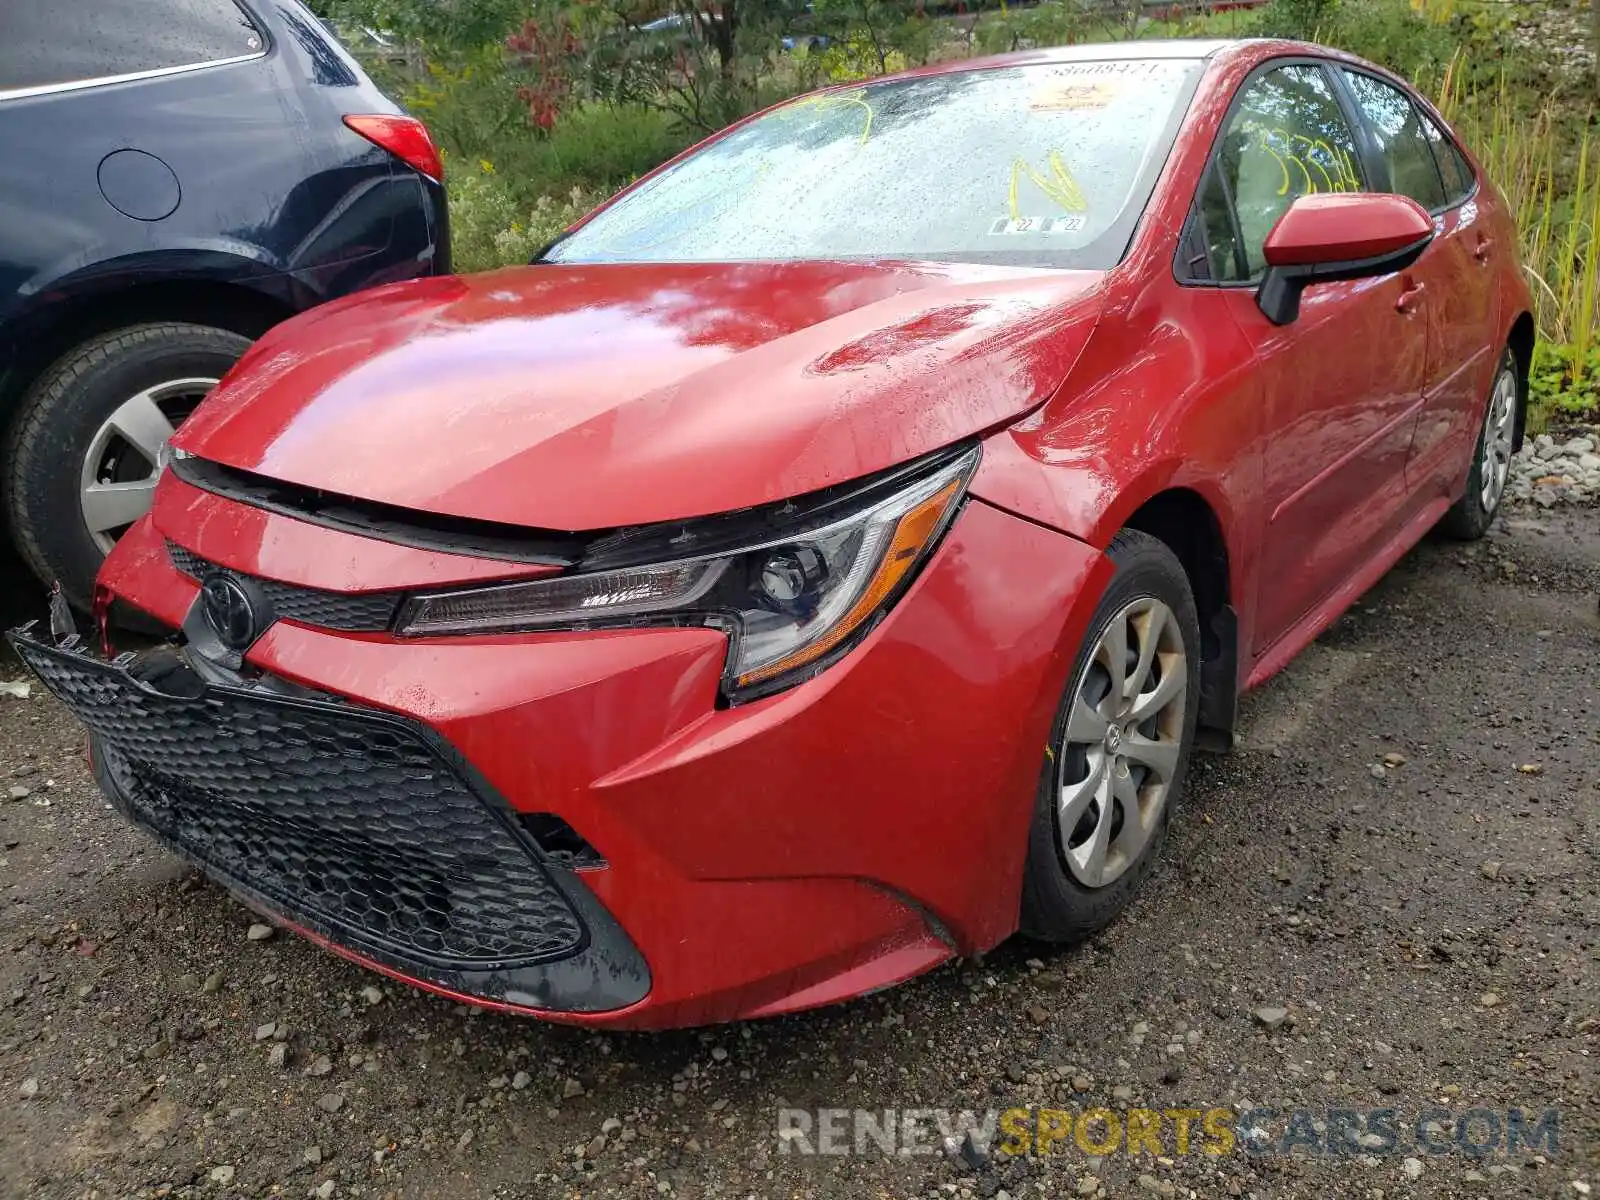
[{"left": 201, "top": 573, "right": 260, "bottom": 650}]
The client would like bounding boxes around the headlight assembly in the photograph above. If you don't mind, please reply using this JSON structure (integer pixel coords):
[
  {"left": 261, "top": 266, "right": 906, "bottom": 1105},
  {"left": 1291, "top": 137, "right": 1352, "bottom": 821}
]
[{"left": 395, "top": 445, "right": 980, "bottom": 701}]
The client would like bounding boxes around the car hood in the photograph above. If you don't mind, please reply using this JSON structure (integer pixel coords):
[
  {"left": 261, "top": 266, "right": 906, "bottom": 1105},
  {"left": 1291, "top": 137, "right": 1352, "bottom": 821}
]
[{"left": 174, "top": 259, "right": 1106, "bottom": 530}]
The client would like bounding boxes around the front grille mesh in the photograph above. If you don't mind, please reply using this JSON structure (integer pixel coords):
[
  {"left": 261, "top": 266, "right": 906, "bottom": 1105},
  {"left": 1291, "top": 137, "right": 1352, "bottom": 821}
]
[
  {"left": 166, "top": 542, "right": 403, "bottom": 632},
  {"left": 14, "top": 639, "right": 585, "bottom": 968}
]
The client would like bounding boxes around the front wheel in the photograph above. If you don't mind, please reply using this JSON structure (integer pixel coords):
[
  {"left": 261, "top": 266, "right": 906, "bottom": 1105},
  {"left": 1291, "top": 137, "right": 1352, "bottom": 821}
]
[
  {"left": 4, "top": 323, "right": 250, "bottom": 608},
  {"left": 1439, "top": 348, "right": 1518, "bottom": 541},
  {"left": 1020, "top": 530, "right": 1202, "bottom": 944}
]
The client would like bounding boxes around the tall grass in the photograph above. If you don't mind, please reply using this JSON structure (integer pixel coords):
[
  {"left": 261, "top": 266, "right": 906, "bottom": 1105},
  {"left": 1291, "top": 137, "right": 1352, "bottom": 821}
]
[
  {"left": 1436, "top": 57, "right": 1600, "bottom": 421},
  {"left": 1438, "top": 60, "right": 1600, "bottom": 349}
]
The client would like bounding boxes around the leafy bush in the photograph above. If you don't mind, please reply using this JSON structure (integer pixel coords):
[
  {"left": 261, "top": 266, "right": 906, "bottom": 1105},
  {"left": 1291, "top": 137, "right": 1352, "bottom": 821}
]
[
  {"left": 1259, "top": 0, "right": 1342, "bottom": 39},
  {"left": 1324, "top": 0, "right": 1456, "bottom": 79},
  {"left": 439, "top": 101, "right": 689, "bottom": 271},
  {"left": 557, "top": 2, "right": 756, "bottom": 134},
  {"left": 449, "top": 160, "right": 606, "bottom": 272},
  {"left": 973, "top": 0, "right": 1100, "bottom": 55},
  {"left": 403, "top": 46, "right": 529, "bottom": 157},
  {"left": 1247, "top": 0, "right": 1470, "bottom": 82},
  {"left": 330, "top": 0, "right": 530, "bottom": 52},
  {"left": 1529, "top": 342, "right": 1600, "bottom": 429},
  {"left": 808, "top": 0, "right": 938, "bottom": 76},
  {"left": 481, "top": 100, "right": 692, "bottom": 196}
]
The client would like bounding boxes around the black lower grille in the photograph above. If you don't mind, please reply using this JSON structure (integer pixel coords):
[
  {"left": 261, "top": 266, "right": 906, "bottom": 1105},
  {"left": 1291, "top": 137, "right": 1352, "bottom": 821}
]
[{"left": 13, "top": 638, "right": 584, "bottom": 969}]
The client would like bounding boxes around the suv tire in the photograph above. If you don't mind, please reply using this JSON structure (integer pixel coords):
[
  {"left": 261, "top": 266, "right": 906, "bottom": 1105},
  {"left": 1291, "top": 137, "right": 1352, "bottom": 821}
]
[{"left": 5, "top": 322, "right": 249, "bottom": 609}]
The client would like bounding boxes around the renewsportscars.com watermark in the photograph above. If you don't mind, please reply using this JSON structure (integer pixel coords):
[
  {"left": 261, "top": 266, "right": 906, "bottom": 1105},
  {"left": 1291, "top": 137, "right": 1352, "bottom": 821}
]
[{"left": 775, "top": 1105, "right": 1562, "bottom": 1159}]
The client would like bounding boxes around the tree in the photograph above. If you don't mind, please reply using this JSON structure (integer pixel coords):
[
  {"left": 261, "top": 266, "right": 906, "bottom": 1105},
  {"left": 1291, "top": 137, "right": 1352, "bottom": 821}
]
[{"left": 551, "top": 0, "right": 823, "bottom": 132}]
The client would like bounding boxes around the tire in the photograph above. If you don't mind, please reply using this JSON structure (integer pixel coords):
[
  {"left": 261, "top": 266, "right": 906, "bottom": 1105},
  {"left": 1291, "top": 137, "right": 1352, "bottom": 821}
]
[
  {"left": 4, "top": 323, "right": 250, "bottom": 610},
  {"left": 1020, "top": 529, "right": 1202, "bottom": 944},
  {"left": 1439, "top": 348, "right": 1519, "bottom": 541}
]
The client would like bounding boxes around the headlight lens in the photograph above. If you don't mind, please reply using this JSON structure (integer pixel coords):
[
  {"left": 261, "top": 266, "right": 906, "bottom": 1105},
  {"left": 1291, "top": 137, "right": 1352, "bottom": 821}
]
[{"left": 395, "top": 446, "right": 979, "bottom": 700}]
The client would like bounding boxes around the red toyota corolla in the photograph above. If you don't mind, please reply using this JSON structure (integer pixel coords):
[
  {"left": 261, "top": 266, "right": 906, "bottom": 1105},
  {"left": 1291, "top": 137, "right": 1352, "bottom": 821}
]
[{"left": 11, "top": 39, "right": 1531, "bottom": 1029}]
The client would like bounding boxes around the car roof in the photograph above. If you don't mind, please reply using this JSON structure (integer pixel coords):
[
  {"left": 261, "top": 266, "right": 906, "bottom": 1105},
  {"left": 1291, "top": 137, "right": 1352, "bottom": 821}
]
[
  {"left": 1022, "top": 38, "right": 1241, "bottom": 61},
  {"left": 869, "top": 37, "right": 1340, "bottom": 85}
]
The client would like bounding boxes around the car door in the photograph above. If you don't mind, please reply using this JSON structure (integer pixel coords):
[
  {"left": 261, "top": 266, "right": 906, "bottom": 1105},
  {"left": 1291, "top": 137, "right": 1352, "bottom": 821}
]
[
  {"left": 1179, "top": 61, "right": 1429, "bottom": 657},
  {"left": 1337, "top": 69, "right": 1497, "bottom": 498}
]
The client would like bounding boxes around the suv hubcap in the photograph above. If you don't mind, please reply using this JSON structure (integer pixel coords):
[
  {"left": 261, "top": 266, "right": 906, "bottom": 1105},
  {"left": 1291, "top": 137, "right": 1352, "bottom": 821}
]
[{"left": 79, "top": 377, "right": 216, "bottom": 553}]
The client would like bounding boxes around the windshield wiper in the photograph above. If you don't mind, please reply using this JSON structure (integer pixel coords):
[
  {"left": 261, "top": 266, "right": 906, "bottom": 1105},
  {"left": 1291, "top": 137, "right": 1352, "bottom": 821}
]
[{"left": 528, "top": 231, "right": 572, "bottom": 265}]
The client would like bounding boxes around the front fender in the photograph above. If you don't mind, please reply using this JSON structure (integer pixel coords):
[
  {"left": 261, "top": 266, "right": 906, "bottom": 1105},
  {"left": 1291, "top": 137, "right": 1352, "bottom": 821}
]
[{"left": 968, "top": 276, "right": 1262, "bottom": 557}]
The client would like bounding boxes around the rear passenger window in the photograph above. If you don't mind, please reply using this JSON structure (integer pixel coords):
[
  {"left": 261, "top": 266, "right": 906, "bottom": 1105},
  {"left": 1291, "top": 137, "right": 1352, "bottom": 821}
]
[
  {"left": 1341, "top": 70, "right": 1448, "bottom": 211},
  {"left": 0, "top": 0, "right": 262, "bottom": 94},
  {"left": 1419, "top": 113, "right": 1476, "bottom": 205}
]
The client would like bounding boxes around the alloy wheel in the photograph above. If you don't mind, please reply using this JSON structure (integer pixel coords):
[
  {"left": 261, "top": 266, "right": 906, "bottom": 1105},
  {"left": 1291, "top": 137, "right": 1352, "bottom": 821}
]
[
  {"left": 1479, "top": 365, "right": 1517, "bottom": 513},
  {"left": 79, "top": 377, "right": 216, "bottom": 553},
  {"left": 1057, "top": 596, "right": 1188, "bottom": 889}
]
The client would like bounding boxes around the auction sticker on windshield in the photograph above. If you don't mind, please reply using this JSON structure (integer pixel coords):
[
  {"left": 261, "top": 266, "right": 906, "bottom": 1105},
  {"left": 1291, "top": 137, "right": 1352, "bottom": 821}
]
[
  {"left": 1031, "top": 80, "right": 1118, "bottom": 112},
  {"left": 989, "top": 216, "right": 1087, "bottom": 235}
]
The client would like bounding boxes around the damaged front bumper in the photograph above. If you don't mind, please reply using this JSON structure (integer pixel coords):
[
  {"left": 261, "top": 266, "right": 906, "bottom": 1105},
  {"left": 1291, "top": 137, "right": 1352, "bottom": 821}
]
[
  {"left": 6, "top": 623, "right": 650, "bottom": 1015},
  {"left": 10, "top": 476, "right": 1114, "bottom": 1026}
]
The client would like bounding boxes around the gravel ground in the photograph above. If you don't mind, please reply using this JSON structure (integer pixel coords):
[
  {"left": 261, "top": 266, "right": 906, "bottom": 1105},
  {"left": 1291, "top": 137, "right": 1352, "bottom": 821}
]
[
  {"left": 1, "top": 491, "right": 1596, "bottom": 1200},
  {"left": 1508, "top": 433, "right": 1600, "bottom": 507}
]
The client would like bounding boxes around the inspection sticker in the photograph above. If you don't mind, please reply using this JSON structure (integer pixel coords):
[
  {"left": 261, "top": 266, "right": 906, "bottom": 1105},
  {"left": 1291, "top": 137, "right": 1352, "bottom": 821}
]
[
  {"left": 1030, "top": 80, "right": 1118, "bottom": 112},
  {"left": 988, "top": 215, "right": 1087, "bottom": 235}
]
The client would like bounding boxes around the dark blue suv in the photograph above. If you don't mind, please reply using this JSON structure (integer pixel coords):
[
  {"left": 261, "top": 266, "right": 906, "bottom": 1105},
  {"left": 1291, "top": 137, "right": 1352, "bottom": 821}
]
[{"left": 0, "top": 0, "right": 448, "bottom": 608}]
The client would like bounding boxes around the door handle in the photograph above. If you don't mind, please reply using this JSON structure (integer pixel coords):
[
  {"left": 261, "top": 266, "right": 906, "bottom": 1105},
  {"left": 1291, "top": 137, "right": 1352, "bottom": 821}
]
[
  {"left": 1395, "top": 278, "right": 1427, "bottom": 313},
  {"left": 1473, "top": 237, "right": 1494, "bottom": 264}
]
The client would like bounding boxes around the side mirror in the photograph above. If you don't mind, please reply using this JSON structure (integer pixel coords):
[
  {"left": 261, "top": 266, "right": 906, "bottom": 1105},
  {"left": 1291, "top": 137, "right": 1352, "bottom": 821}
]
[{"left": 1256, "top": 193, "right": 1434, "bottom": 326}]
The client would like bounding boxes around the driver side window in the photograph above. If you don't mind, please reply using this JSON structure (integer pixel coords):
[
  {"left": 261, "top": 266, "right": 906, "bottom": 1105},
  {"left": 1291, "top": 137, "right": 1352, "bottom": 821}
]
[{"left": 1188, "top": 63, "right": 1367, "bottom": 283}]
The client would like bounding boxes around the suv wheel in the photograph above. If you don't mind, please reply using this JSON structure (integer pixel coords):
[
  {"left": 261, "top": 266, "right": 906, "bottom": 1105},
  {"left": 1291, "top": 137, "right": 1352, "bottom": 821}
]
[{"left": 5, "top": 323, "right": 250, "bottom": 609}]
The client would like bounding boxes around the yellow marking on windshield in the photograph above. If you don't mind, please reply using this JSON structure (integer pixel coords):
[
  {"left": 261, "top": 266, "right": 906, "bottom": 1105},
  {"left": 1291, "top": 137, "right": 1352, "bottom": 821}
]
[
  {"left": 783, "top": 89, "right": 874, "bottom": 144},
  {"left": 1008, "top": 151, "right": 1088, "bottom": 220},
  {"left": 841, "top": 94, "right": 873, "bottom": 144}
]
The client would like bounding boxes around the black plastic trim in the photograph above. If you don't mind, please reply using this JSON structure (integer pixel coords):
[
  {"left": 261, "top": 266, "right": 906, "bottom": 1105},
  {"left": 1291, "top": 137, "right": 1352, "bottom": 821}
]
[
  {"left": 6, "top": 624, "right": 651, "bottom": 1014},
  {"left": 577, "top": 443, "right": 978, "bottom": 572},
  {"left": 171, "top": 444, "right": 978, "bottom": 575},
  {"left": 1255, "top": 234, "right": 1431, "bottom": 325},
  {"left": 1196, "top": 603, "right": 1238, "bottom": 751},
  {"left": 169, "top": 456, "right": 585, "bottom": 566},
  {"left": 168, "top": 540, "right": 403, "bottom": 634}
]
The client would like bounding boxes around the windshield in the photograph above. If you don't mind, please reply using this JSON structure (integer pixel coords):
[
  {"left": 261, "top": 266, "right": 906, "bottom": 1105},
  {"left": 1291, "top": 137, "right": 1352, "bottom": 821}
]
[{"left": 547, "top": 58, "right": 1203, "bottom": 270}]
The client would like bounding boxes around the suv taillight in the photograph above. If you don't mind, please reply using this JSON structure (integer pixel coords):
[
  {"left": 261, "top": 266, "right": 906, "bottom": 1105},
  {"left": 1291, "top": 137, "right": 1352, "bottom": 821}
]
[{"left": 343, "top": 114, "right": 443, "bottom": 182}]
